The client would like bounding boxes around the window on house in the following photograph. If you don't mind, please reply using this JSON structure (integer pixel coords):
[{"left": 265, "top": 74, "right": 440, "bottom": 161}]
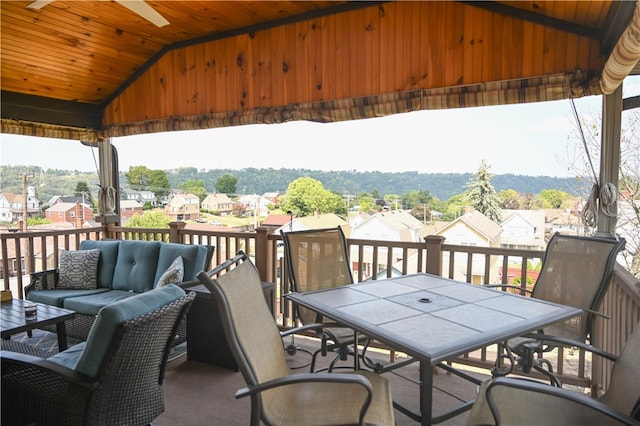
[{"left": 70, "top": 211, "right": 75, "bottom": 218}]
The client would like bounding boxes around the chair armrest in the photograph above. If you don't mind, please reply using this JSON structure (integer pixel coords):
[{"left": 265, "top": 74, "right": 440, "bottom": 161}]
[
  {"left": 235, "top": 371, "right": 373, "bottom": 399},
  {"left": 519, "top": 333, "right": 617, "bottom": 362},
  {"left": 483, "top": 377, "right": 639, "bottom": 426},
  {"left": 279, "top": 322, "right": 346, "bottom": 338},
  {"left": 1, "top": 350, "right": 97, "bottom": 390},
  {"left": 483, "top": 283, "right": 533, "bottom": 295},
  {"left": 25, "top": 268, "right": 60, "bottom": 295},
  {"left": 177, "top": 278, "right": 202, "bottom": 290}
]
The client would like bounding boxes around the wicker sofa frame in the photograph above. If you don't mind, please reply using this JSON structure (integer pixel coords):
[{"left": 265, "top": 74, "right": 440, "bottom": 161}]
[{"left": 1, "top": 291, "right": 196, "bottom": 426}]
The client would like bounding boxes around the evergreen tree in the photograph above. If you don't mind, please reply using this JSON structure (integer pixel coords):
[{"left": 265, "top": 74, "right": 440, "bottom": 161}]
[
  {"left": 465, "top": 160, "right": 502, "bottom": 223},
  {"left": 74, "top": 181, "right": 93, "bottom": 206}
]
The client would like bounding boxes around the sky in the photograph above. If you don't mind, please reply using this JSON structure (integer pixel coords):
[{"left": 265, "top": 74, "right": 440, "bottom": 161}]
[{"left": 1, "top": 76, "right": 638, "bottom": 178}]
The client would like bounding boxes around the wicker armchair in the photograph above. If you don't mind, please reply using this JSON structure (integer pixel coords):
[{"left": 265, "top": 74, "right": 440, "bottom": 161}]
[{"left": 2, "top": 285, "right": 195, "bottom": 426}]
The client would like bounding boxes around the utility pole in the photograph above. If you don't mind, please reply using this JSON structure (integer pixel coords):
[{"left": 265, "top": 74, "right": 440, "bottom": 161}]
[{"left": 22, "top": 173, "right": 34, "bottom": 274}]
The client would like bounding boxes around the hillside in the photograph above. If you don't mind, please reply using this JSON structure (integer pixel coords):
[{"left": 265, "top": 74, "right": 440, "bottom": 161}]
[{"left": 1, "top": 165, "right": 583, "bottom": 202}]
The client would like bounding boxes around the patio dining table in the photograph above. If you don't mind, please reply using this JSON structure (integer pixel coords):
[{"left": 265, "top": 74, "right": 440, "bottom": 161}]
[{"left": 286, "top": 273, "right": 583, "bottom": 425}]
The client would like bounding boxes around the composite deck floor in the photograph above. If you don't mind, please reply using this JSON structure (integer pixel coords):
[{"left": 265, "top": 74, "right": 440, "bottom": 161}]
[{"left": 157, "top": 335, "right": 488, "bottom": 426}]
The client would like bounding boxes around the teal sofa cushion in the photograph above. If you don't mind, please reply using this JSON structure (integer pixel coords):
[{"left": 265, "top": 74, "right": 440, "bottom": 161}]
[
  {"left": 154, "top": 243, "right": 207, "bottom": 286},
  {"left": 112, "top": 241, "right": 161, "bottom": 292},
  {"left": 73, "top": 284, "right": 185, "bottom": 378},
  {"left": 80, "top": 240, "right": 120, "bottom": 289},
  {"left": 26, "top": 288, "right": 110, "bottom": 307},
  {"left": 62, "top": 290, "right": 136, "bottom": 316}
]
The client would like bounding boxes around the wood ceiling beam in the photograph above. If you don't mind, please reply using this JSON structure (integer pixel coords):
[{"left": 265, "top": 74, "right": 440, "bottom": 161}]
[
  {"left": 459, "top": 1, "right": 601, "bottom": 40},
  {"left": 1, "top": 91, "right": 103, "bottom": 129}
]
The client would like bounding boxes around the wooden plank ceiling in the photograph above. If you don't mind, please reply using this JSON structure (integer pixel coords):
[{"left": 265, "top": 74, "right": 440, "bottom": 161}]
[{"left": 0, "top": 0, "right": 636, "bottom": 138}]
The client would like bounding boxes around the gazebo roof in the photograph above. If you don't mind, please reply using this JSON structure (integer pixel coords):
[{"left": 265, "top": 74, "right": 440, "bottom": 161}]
[{"left": 1, "top": 1, "right": 639, "bottom": 141}]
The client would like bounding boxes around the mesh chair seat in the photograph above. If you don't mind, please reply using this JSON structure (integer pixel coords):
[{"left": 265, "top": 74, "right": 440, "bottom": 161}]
[
  {"left": 198, "top": 252, "right": 395, "bottom": 426},
  {"left": 468, "top": 325, "right": 640, "bottom": 425}
]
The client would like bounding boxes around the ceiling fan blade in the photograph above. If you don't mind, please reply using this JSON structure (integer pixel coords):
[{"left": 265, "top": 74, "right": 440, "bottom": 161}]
[
  {"left": 26, "top": 0, "right": 55, "bottom": 10},
  {"left": 115, "top": 0, "right": 169, "bottom": 27}
]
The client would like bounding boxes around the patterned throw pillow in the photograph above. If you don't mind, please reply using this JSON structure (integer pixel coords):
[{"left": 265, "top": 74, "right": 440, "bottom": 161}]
[
  {"left": 157, "top": 256, "right": 184, "bottom": 287},
  {"left": 58, "top": 249, "right": 100, "bottom": 289}
]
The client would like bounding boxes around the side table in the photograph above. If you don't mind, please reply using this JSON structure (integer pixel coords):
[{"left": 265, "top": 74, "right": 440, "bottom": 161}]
[
  {"left": 1, "top": 299, "right": 75, "bottom": 352},
  {"left": 186, "top": 281, "right": 274, "bottom": 370}
]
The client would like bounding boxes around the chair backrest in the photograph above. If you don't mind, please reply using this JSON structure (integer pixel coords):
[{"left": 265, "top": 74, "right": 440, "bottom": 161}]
[
  {"left": 533, "top": 233, "right": 625, "bottom": 341},
  {"left": 198, "top": 253, "right": 290, "bottom": 424},
  {"left": 281, "top": 226, "right": 353, "bottom": 325},
  {"left": 599, "top": 325, "right": 640, "bottom": 417}
]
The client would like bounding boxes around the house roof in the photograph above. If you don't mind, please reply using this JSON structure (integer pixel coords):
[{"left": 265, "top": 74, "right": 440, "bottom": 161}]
[
  {"left": 438, "top": 210, "right": 503, "bottom": 241},
  {"left": 261, "top": 214, "right": 293, "bottom": 227},
  {"left": 2, "top": 1, "right": 638, "bottom": 140},
  {"left": 45, "top": 202, "right": 91, "bottom": 212},
  {"left": 119, "top": 200, "right": 143, "bottom": 209}
]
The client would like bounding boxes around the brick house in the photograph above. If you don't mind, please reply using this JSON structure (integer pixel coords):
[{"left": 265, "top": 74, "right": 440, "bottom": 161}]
[{"left": 45, "top": 202, "right": 94, "bottom": 227}]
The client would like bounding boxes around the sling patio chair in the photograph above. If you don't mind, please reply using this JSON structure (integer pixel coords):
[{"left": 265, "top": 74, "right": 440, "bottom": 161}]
[
  {"left": 1, "top": 285, "right": 195, "bottom": 426},
  {"left": 487, "top": 232, "right": 626, "bottom": 386},
  {"left": 281, "top": 226, "right": 370, "bottom": 372},
  {"left": 467, "top": 325, "right": 640, "bottom": 425},
  {"left": 197, "top": 252, "right": 395, "bottom": 426}
]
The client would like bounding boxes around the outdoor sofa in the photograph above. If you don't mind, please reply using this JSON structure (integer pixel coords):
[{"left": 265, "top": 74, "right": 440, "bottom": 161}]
[{"left": 25, "top": 239, "right": 213, "bottom": 345}]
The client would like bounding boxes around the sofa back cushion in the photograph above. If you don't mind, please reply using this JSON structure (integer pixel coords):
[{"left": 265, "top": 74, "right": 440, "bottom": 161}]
[
  {"left": 79, "top": 240, "right": 120, "bottom": 289},
  {"left": 73, "top": 284, "right": 186, "bottom": 378},
  {"left": 112, "top": 241, "right": 161, "bottom": 292},
  {"left": 154, "top": 243, "right": 208, "bottom": 286}
]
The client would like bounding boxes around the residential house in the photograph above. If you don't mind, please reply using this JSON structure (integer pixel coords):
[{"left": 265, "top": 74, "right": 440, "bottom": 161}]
[
  {"left": 261, "top": 214, "right": 294, "bottom": 229},
  {"left": 45, "top": 202, "right": 94, "bottom": 227},
  {"left": 544, "top": 208, "right": 585, "bottom": 237},
  {"left": 48, "top": 195, "right": 83, "bottom": 207},
  {"left": 119, "top": 200, "right": 144, "bottom": 222},
  {"left": 350, "top": 210, "right": 428, "bottom": 280},
  {"left": 0, "top": 193, "right": 13, "bottom": 223},
  {"left": 165, "top": 193, "right": 200, "bottom": 222},
  {"left": 262, "top": 192, "right": 281, "bottom": 205},
  {"left": 1, "top": 188, "right": 41, "bottom": 223},
  {"left": 435, "top": 209, "right": 503, "bottom": 284},
  {"left": 237, "top": 194, "right": 273, "bottom": 218},
  {"left": 201, "top": 193, "right": 234, "bottom": 215},
  {"left": 121, "top": 189, "right": 158, "bottom": 207},
  {"left": 500, "top": 209, "right": 546, "bottom": 250},
  {"left": 275, "top": 212, "right": 348, "bottom": 234}
]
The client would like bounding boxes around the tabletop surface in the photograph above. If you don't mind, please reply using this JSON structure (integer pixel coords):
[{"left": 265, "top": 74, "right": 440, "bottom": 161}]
[
  {"left": 1, "top": 299, "right": 75, "bottom": 336},
  {"left": 287, "top": 273, "right": 583, "bottom": 363}
]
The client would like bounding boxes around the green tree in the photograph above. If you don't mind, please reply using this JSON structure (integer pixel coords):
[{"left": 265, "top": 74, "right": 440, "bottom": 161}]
[
  {"left": 179, "top": 179, "right": 208, "bottom": 202},
  {"left": 402, "top": 190, "right": 432, "bottom": 210},
  {"left": 384, "top": 194, "right": 402, "bottom": 210},
  {"left": 125, "top": 166, "right": 170, "bottom": 200},
  {"left": 126, "top": 211, "right": 171, "bottom": 228},
  {"left": 537, "top": 189, "right": 570, "bottom": 209},
  {"left": 465, "top": 159, "right": 502, "bottom": 222},
  {"left": 215, "top": 173, "right": 238, "bottom": 194},
  {"left": 280, "top": 177, "right": 343, "bottom": 217},
  {"left": 74, "top": 181, "right": 93, "bottom": 206},
  {"left": 497, "top": 189, "right": 521, "bottom": 209}
]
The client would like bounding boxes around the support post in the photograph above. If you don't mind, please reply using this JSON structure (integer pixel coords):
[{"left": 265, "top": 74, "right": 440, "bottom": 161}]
[
  {"left": 425, "top": 235, "right": 445, "bottom": 276},
  {"left": 596, "top": 85, "right": 623, "bottom": 237}
]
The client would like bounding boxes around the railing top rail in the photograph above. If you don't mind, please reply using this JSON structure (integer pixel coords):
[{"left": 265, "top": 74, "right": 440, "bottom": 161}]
[{"left": 0, "top": 226, "right": 105, "bottom": 240}]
